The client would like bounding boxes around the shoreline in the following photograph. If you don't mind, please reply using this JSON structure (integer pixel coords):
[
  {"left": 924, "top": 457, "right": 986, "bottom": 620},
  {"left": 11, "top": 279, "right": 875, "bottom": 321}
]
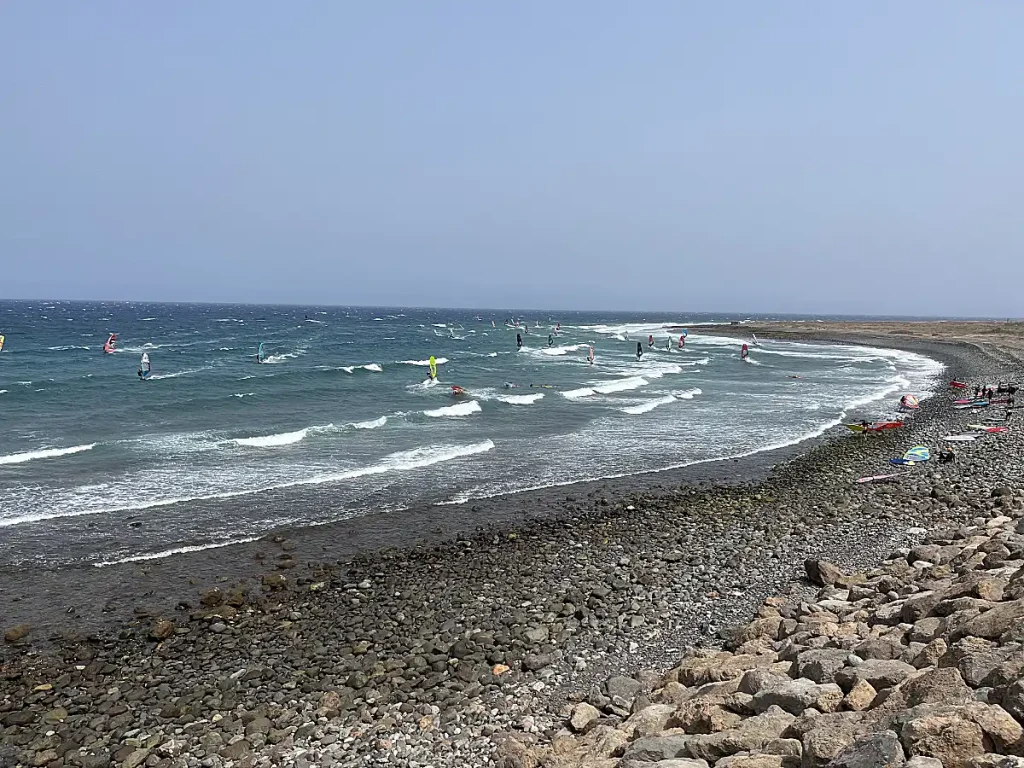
[
  {"left": 1, "top": 328, "right": 1018, "bottom": 767},
  {"left": 1, "top": 335, "right": 951, "bottom": 640}
]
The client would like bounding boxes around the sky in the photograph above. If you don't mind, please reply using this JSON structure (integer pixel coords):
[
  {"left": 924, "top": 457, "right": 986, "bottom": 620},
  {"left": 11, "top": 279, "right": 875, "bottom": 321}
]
[{"left": 1, "top": 3, "right": 1023, "bottom": 316}]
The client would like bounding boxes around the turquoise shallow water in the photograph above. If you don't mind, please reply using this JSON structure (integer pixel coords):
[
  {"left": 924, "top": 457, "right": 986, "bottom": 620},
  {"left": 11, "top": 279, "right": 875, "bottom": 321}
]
[{"left": 0, "top": 302, "right": 943, "bottom": 568}]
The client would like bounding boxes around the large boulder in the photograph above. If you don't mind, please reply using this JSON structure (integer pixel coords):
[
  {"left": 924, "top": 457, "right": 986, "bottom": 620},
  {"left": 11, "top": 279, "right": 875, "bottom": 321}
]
[
  {"left": 666, "top": 700, "right": 743, "bottom": 734},
  {"left": 900, "top": 711, "right": 986, "bottom": 768},
  {"left": 828, "top": 730, "right": 906, "bottom": 768},
  {"left": 796, "top": 649, "right": 850, "bottom": 684},
  {"left": 673, "top": 654, "right": 777, "bottom": 687},
  {"left": 751, "top": 678, "right": 844, "bottom": 715},
  {"left": 836, "top": 659, "right": 916, "bottom": 692},
  {"left": 953, "top": 600, "right": 1024, "bottom": 641},
  {"left": 806, "top": 559, "right": 845, "bottom": 587},
  {"left": 797, "top": 712, "right": 871, "bottom": 767},
  {"left": 621, "top": 732, "right": 693, "bottom": 762},
  {"left": 684, "top": 706, "right": 796, "bottom": 763}
]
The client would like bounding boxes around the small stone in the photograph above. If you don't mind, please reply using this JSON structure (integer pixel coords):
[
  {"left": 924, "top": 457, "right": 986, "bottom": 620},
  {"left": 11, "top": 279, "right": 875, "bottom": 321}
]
[
  {"left": 569, "top": 702, "right": 601, "bottom": 733},
  {"left": 4, "top": 624, "right": 30, "bottom": 643}
]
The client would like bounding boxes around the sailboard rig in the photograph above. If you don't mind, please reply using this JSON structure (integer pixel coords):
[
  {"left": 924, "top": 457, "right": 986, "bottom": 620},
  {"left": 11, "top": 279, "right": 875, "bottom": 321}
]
[
  {"left": 138, "top": 352, "right": 151, "bottom": 380},
  {"left": 899, "top": 394, "right": 920, "bottom": 410},
  {"left": 678, "top": 334, "right": 685, "bottom": 349},
  {"left": 647, "top": 334, "right": 654, "bottom": 348},
  {"left": 0, "top": 334, "right": 5, "bottom": 353},
  {"left": 587, "top": 346, "right": 595, "bottom": 365},
  {"left": 428, "top": 355, "right": 438, "bottom": 380},
  {"left": 256, "top": 342, "right": 266, "bottom": 364},
  {"left": 741, "top": 343, "right": 750, "bottom": 361},
  {"left": 751, "top": 333, "right": 760, "bottom": 347},
  {"left": 103, "top": 333, "right": 117, "bottom": 354},
  {"left": 890, "top": 445, "right": 930, "bottom": 466}
]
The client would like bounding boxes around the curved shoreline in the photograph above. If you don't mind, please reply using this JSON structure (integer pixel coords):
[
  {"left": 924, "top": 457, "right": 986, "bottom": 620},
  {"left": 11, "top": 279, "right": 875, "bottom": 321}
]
[
  {"left": 2, "top": 333, "right": 1016, "bottom": 767},
  {"left": 0, "top": 335, "right": 951, "bottom": 640}
]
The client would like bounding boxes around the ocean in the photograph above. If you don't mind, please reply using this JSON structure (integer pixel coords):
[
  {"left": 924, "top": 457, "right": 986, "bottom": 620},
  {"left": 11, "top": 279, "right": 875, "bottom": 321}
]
[{"left": 0, "top": 302, "right": 943, "bottom": 570}]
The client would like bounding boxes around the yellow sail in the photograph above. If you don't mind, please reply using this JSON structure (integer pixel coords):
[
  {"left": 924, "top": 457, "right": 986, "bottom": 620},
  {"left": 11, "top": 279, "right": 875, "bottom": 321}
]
[
  {"left": 428, "top": 355, "right": 437, "bottom": 379},
  {"left": 0, "top": 334, "right": 5, "bottom": 352}
]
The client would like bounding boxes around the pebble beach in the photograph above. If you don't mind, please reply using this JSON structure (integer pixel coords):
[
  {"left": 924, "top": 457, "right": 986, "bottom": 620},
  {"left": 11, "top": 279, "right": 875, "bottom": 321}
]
[{"left": 3, "top": 325, "right": 1024, "bottom": 768}]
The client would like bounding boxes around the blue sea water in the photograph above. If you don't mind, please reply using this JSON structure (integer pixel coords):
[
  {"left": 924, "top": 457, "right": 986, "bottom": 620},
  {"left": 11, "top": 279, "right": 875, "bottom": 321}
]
[{"left": 0, "top": 301, "right": 943, "bottom": 569}]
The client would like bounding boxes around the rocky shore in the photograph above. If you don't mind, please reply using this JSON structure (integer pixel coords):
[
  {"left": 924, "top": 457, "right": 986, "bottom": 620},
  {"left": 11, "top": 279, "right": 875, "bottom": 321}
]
[{"left": 1, "top": 338, "right": 1021, "bottom": 768}]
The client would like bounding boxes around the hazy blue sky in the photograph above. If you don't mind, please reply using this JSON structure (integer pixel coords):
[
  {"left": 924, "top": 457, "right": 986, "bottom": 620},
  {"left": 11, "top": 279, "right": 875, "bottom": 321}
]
[{"left": 2, "top": 3, "right": 1022, "bottom": 316}]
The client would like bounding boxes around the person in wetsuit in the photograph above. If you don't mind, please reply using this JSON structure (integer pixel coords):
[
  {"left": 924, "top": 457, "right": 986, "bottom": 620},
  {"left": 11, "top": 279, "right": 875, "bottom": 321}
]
[
  {"left": 516, "top": 333, "right": 523, "bottom": 350},
  {"left": 636, "top": 342, "right": 643, "bottom": 361}
]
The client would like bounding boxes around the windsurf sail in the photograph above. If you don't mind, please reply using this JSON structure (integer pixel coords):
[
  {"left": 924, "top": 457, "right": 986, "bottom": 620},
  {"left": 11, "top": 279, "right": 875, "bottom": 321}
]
[
  {"left": 257, "top": 342, "right": 265, "bottom": 363},
  {"left": 648, "top": 334, "right": 654, "bottom": 348},
  {"left": 741, "top": 343, "right": 749, "bottom": 360},
  {"left": 587, "top": 346, "right": 595, "bottom": 365},
  {"left": 899, "top": 394, "right": 920, "bottom": 410},
  {"left": 751, "top": 334, "right": 759, "bottom": 346},
  {"left": 103, "top": 333, "right": 117, "bottom": 354},
  {"left": 138, "top": 352, "right": 151, "bottom": 379},
  {"left": 678, "top": 335, "right": 685, "bottom": 349},
  {"left": 428, "top": 355, "right": 438, "bottom": 380},
  {"left": 0, "top": 334, "right": 4, "bottom": 353},
  {"left": 904, "top": 445, "right": 930, "bottom": 462},
  {"left": 950, "top": 380, "right": 967, "bottom": 389}
]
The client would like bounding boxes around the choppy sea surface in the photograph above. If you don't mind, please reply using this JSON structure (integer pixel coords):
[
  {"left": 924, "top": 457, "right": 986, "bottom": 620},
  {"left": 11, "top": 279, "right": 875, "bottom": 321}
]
[{"left": 0, "top": 302, "right": 943, "bottom": 569}]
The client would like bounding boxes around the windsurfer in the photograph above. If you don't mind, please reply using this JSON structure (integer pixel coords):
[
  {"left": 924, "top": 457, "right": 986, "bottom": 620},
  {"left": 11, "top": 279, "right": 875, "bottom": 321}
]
[
  {"left": 516, "top": 333, "right": 523, "bottom": 350},
  {"left": 548, "top": 333, "right": 554, "bottom": 347},
  {"left": 636, "top": 342, "right": 643, "bottom": 361}
]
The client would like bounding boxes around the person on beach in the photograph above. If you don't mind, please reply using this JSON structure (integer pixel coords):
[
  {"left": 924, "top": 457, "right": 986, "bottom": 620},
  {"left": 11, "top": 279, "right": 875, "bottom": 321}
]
[{"left": 939, "top": 448, "right": 956, "bottom": 463}]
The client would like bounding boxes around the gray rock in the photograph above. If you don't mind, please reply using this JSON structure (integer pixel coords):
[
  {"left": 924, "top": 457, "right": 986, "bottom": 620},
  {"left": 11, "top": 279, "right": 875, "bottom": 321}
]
[
  {"left": 796, "top": 649, "right": 850, "bottom": 684},
  {"left": 806, "top": 559, "right": 845, "bottom": 587},
  {"left": 836, "top": 659, "right": 916, "bottom": 691},
  {"left": 606, "top": 675, "right": 643, "bottom": 705},
  {"left": 621, "top": 733, "right": 692, "bottom": 762},
  {"left": 751, "top": 678, "right": 843, "bottom": 715},
  {"left": 828, "top": 731, "right": 905, "bottom": 768},
  {"left": 569, "top": 702, "right": 601, "bottom": 733}
]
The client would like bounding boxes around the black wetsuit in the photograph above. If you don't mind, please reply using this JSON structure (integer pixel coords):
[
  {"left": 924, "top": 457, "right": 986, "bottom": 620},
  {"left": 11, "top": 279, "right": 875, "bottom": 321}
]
[
  {"left": 516, "top": 333, "right": 522, "bottom": 350},
  {"left": 636, "top": 342, "right": 643, "bottom": 360}
]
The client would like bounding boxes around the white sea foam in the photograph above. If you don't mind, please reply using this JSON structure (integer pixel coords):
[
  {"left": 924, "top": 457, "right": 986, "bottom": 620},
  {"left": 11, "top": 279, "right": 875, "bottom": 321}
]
[
  {"left": 497, "top": 393, "right": 544, "bottom": 405},
  {"left": 424, "top": 400, "right": 482, "bottom": 418},
  {"left": 594, "top": 377, "right": 649, "bottom": 394},
  {"left": 620, "top": 395, "right": 677, "bottom": 415},
  {"left": 147, "top": 367, "right": 210, "bottom": 380},
  {"left": 233, "top": 428, "right": 309, "bottom": 447},
  {"left": 262, "top": 351, "right": 302, "bottom": 364},
  {"left": 2, "top": 438, "right": 498, "bottom": 529},
  {"left": 400, "top": 357, "right": 448, "bottom": 366},
  {"left": 0, "top": 443, "right": 97, "bottom": 465},
  {"left": 93, "top": 536, "right": 262, "bottom": 567},
  {"left": 671, "top": 387, "right": 703, "bottom": 400},
  {"left": 562, "top": 386, "right": 596, "bottom": 400},
  {"left": 0, "top": 390, "right": 7, "bottom": 395},
  {"left": 352, "top": 416, "right": 387, "bottom": 429},
  {"left": 48, "top": 345, "right": 90, "bottom": 351},
  {"left": 538, "top": 344, "right": 585, "bottom": 356},
  {"left": 231, "top": 392, "right": 255, "bottom": 398},
  {"left": 341, "top": 363, "right": 382, "bottom": 373}
]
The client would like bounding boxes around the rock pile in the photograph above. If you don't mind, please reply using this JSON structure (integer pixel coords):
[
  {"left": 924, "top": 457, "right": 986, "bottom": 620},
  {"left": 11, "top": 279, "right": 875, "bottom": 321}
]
[{"left": 509, "top": 500, "right": 1024, "bottom": 768}]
